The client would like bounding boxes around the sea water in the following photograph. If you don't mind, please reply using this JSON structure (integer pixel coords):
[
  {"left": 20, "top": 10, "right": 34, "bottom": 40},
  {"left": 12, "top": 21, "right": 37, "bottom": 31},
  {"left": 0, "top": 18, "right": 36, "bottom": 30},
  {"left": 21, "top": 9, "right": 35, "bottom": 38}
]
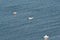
[{"left": 0, "top": 0, "right": 60, "bottom": 40}]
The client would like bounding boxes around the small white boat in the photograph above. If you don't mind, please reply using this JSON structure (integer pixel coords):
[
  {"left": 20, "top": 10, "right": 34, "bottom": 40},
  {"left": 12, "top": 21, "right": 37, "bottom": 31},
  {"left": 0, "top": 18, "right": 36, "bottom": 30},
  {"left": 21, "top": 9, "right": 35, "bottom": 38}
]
[
  {"left": 13, "top": 11, "right": 17, "bottom": 15},
  {"left": 44, "top": 35, "right": 49, "bottom": 40},
  {"left": 28, "top": 17, "right": 34, "bottom": 20}
]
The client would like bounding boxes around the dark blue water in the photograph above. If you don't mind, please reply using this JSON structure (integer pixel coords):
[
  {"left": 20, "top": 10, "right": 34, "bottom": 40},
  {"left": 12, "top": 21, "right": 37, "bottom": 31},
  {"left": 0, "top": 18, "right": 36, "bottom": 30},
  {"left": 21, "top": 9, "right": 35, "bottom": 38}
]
[{"left": 0, "top": 0, "right": 60, "bottom": 40}]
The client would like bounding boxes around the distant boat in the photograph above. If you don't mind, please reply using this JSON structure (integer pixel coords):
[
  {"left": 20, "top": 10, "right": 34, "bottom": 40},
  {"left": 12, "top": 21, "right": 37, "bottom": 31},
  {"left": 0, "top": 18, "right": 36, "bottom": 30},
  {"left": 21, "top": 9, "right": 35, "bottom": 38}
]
[
  {"left": 44, "top": 35, "right": 49, "bottom": 40},
  {"left": 28, "top": 17, "right": 34, "bottom": 20},
  {"left": 12, "top": 11, "right": 17, "bottom": 15}
]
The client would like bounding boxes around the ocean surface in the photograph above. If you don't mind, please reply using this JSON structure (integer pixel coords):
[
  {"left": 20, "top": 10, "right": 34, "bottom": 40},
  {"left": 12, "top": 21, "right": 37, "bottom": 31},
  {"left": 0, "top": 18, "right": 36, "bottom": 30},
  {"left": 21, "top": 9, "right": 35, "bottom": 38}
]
[{"left": 0, "top": 0, "right": 60, "bottom": 40}]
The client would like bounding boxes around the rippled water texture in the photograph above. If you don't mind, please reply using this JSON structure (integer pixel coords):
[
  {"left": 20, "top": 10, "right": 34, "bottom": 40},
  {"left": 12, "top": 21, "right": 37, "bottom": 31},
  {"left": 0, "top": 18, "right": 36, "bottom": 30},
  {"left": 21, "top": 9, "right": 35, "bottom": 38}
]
[{"left": 0, "top": 0, "right": 60, "bottom": 40}]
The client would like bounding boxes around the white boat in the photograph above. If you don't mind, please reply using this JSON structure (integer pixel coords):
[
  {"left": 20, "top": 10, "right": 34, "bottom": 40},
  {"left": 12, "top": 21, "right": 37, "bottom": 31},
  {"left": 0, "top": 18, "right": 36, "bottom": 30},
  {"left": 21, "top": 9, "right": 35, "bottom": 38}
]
[
  {"left": 13, "top": 11, "right": 17, "bottom": 15},
  {"left": 28, "top": 17, "right": 34, "bottom": 20},
  {"left": 44, "top": 35, "right": 49, "bottom": 40}
]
